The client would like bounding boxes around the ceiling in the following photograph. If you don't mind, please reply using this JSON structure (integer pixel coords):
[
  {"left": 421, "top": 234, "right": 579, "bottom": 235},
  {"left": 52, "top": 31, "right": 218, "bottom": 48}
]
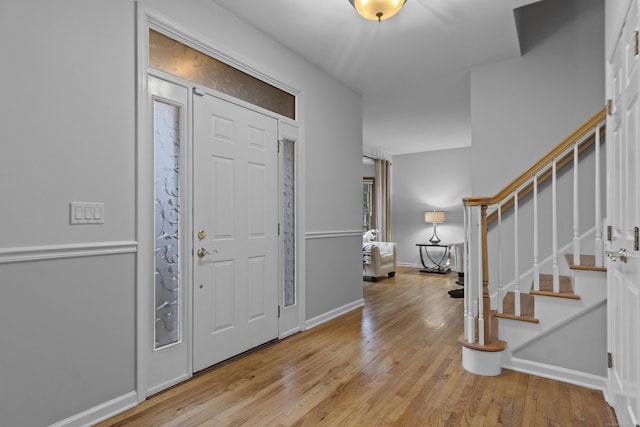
[{"left": 210, "top": 0, "right": 541, "bottom": 155}]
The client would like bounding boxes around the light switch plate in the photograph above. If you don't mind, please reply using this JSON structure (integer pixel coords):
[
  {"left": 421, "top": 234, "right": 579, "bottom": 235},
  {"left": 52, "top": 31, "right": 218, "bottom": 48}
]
[{"left": 70, "top": 202, "right": 104, "bottom": 224}]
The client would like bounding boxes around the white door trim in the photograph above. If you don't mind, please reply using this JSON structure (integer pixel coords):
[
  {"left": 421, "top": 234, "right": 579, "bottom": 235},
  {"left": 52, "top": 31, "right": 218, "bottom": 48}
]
[
  {"left": 135, "top": 5, "right": 305, "bottom": 401},
  {"left": 604, "top": 1, "right": 640, "bottom": 423}
]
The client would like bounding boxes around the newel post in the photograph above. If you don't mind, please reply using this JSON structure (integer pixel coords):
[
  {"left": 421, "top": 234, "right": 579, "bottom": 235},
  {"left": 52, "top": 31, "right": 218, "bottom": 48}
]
[{"left": 460, "top": 197, "right": 505, "bottom": 376}]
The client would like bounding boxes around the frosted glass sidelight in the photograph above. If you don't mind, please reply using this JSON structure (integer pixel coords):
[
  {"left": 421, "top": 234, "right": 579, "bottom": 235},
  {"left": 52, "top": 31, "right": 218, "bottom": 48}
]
[
  {"left": 154, "top": 99, "right": 181, "bottom": 349},
  {"left": 282, "top": 140, "right": 295, "bottom": 307}
]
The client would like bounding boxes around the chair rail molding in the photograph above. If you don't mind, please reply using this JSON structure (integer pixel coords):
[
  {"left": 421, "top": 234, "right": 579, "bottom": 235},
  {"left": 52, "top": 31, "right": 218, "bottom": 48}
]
[
  {"left": 305, "top": 230, "right": 363, "bottom": 240},
  {"left": 0, "top": 241, "right": 138, "bottom": 264}
]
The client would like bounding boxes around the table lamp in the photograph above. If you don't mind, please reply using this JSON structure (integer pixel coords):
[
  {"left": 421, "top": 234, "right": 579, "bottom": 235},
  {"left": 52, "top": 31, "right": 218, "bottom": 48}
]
[{"left": 424, "top": 211, "right": 445, "bottom": 243}]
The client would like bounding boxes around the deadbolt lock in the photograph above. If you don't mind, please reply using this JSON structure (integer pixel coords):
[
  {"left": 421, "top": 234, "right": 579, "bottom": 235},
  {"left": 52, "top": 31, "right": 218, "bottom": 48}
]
[{"left": 197, "top": 230, "right": 206, "bottom": 240}]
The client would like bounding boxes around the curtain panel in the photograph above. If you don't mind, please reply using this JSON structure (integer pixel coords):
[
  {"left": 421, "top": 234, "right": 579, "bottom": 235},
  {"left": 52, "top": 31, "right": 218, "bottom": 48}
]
[{"left": 374, "top": 159, "right": 392, "bottom": 242}]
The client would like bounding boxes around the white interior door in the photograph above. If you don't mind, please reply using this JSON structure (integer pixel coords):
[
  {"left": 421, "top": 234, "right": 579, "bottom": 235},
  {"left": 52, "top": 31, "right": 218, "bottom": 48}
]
[
  {"left": 192, "top": 92, "right": 279, "bottom": 372},
  {"left": 607, "top": 1, "right": 640, "bottom": 424}
]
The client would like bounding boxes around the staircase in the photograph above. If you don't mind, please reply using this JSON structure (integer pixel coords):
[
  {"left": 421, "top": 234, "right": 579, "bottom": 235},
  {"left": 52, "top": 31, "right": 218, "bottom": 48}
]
[
  {"left": 459, "top": 108, "right": 609, "bottom": 389},
  {"left": 497, "top": 254, "right": 607, "bottom": 388}
]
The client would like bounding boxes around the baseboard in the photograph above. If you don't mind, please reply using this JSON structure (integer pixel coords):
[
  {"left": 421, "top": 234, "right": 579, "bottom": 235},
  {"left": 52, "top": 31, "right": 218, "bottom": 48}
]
[
  {"left": 503, "top": 357, "right": 607, "bottom": 392},
  {"left": 396, "top": 262, "right": 461, "bottom": 273},
  {"left": 49, "top": 391, "right": 138, "bottom": 427},
  {"left": 396, "top": 262, "right": 421, "bottom": 268},
  {"left": 146, "top": 374, "right": 191, "bottom": 398},
  {"left": 304, "top": 298, "right": 365, "bottom": 330},
  {"left": 279, "top": 326, "right": 302, "bottom": 339}
]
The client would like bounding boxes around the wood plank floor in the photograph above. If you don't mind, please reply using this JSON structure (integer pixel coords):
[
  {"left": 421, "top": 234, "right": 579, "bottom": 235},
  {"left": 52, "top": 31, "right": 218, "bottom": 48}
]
[{"left": 97, "top": 267, "right": 617, "bottom": 426}]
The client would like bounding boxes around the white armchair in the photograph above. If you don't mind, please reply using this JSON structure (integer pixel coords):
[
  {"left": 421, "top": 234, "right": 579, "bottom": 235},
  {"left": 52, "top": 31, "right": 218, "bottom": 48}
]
[{"left": 363, "top": 241, "right": 397, "bottom": 281}]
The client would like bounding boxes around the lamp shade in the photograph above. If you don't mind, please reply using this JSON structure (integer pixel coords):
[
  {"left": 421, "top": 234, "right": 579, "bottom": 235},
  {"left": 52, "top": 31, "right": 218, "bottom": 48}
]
[
  {"left": 349, "top": 0, "right": 407, "bottom": 21},
  {"left": 424, "top": 211, "right": 445, "bottom": 223}
]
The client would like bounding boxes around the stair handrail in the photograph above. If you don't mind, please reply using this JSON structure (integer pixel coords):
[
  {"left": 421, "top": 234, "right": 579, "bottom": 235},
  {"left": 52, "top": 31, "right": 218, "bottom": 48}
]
[
  {"left": 460, "top": 107, "right": 606, "bottom": 351},
  {"left": 483, "top": 107, "right": 606, "bottom": 222},
  {"left": 483, "top": 107, "right": 605, "bottom": 207}
]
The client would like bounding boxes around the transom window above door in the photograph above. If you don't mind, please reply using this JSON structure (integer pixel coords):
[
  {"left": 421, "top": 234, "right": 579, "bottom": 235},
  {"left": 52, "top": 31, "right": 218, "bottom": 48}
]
[{"left": 148, "top": 29, "right": 296, "bottom": 120}]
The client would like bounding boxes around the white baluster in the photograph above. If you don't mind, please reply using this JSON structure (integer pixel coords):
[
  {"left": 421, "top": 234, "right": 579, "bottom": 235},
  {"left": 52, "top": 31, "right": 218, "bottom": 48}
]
[
  {"left": 533, "top": 174, "right": 540, "bottom": 291},
  {"left": 498, "top": 204, "right": 503, "bottom": 314},
  {"left": 514, "top": 191, "right": 521, "bottom": 317},
  {"left": 573, "top": 143, "right": 581, "bottom": 265},
  {"left": 552, "top": 159, "right": 560, "bottom": 293},
  {"left": 594, "top": 124, "right": 603, "bottom": 267},
  {"left": 471, "top": 298, "right": 478, "bottom": 344}
]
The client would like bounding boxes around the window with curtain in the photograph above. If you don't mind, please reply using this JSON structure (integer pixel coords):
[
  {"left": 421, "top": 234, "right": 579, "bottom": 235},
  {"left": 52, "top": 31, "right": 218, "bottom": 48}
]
[
  {"left": 375, "top": 159, "right": 392, "bottom": 242},
  {"left": 363, "top": 178, "right": 375, "bottom": 231}
]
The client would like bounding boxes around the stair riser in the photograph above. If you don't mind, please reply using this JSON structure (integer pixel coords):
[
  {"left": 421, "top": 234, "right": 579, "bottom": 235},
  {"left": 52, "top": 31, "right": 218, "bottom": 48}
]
[
  {"left": 534, "top": 297, "right": 589, "bottom": 324},
  {"left": 571, "top": 270, "right": 606, "bottom": 299},
  {"left": 497, "top": 319, "right": 542, "bottom": 349}
]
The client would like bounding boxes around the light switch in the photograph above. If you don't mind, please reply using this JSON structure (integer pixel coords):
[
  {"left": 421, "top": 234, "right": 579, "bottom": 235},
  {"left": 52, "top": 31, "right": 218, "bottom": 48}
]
[
  {"left": 74, "top": 206, "right": 84, "bottom": 221},
  {"left": 70, "top": 202, "right": 104, "bottom": 224}
]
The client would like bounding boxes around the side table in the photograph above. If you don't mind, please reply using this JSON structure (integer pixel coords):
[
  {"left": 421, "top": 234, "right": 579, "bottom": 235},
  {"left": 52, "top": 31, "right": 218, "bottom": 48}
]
[{"left": 416, "top": 242, "right": 453, "bottom": 274}]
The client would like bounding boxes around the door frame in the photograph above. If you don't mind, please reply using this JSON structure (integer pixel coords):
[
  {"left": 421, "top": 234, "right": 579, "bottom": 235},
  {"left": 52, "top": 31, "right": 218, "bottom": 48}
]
[
  {"left": 605, "top": 0, "right": 640, "bottom": 424},
  {"left": 135, "top": 7, "right": 305, "bottom": 402}
]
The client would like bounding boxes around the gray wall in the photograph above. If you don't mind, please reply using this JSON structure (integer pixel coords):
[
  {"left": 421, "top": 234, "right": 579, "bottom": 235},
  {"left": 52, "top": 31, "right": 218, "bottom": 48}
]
[
  {"left": 514, "top": 302, "right": 607, "bottom": 376},
  {"left": 0, "top": 0, "right": 363, "bottom": 425},
  {"left": 470, "top": 0, "right": 605, "bottom": 196},
  {"left": 392, "top": 148, "right": 472, "bottom": 268},
  {"left": 1, "top": 2, "right": 136, "bottom": 426},
  {"left": 470, "top": 0, "right": 605, "bottom": 287}
]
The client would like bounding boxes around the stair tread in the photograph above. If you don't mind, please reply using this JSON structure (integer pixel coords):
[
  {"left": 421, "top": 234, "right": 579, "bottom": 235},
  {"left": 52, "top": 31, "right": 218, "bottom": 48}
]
[
  {"left": 530, "top": 274, "right": 580, "bottom": 299},
  {"left": 564, "top": 254, "right": 607, "bottom": 272},
  {"left": 497, "top": 292, "right": 539, "bottom": 323}
]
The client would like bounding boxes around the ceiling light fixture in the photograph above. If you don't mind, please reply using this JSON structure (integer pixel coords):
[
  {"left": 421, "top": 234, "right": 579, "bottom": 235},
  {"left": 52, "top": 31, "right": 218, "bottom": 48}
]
[{"left": 348, "top": 0, "right": 408, "bottom": 22}]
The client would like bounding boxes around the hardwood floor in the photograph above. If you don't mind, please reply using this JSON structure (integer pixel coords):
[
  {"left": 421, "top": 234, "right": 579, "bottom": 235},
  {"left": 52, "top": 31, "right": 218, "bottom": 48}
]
[{"left": 97, "top": 267, "right": 617, "bottom": 426}]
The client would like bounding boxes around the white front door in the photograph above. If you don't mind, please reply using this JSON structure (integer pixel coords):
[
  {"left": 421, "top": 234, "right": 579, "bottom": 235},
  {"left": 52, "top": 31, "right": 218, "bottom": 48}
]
[
  {"left": 192, "top": 92, "right": 279, "bottom": 372},
  {"left": 607, "top": 1, "right": 640, "bottom": 424}
]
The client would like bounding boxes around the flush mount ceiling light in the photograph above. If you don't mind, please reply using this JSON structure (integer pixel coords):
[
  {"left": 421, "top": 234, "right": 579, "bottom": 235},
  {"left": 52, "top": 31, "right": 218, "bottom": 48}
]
[{"left": 348, "top": 0, "right": 408, "bottom": 22}]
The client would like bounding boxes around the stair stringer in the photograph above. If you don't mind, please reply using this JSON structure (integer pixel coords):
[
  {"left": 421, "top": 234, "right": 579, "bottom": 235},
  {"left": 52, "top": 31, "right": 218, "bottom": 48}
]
[
  {"left": 497, "top": 269, "right": 607, "bottom": 388},
  {"left": 502, "top": 301, "right": 607, "bottom": 391},
  {"left": 505, "top": 353, "right": 608, "bottom": 391}
]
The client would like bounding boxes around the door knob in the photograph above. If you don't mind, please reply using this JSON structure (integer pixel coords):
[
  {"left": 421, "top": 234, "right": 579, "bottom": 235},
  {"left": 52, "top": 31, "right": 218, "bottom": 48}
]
[
  {"left": 197, "top": 248, "right": 217, "bottom": 258},
  {"left": 618, "top": 248, "right": 628, "bottom": 263},
  {"left": 606, "top": 248, "right": 628, "bottom": 263}
]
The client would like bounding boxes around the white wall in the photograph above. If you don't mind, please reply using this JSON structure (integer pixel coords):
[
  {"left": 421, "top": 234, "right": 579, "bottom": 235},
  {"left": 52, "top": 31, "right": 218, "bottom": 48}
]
[
  {"left": 392, "top": 148, "right": 472, "bottom": 268},
  {"left": 0, "top": 1, "right": 363, "bottom": 425}
]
